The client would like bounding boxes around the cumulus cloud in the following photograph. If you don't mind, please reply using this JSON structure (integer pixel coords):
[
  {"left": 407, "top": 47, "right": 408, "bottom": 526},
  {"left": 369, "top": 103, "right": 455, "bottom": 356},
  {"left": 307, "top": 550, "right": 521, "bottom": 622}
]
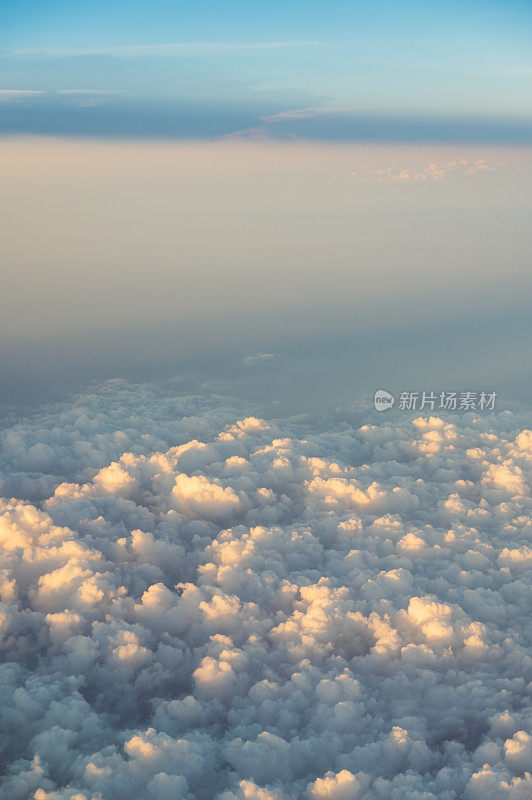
[
  {"left": 351, "top": 158, "right": 516, "bottom": 183},
  {"left": 0, "top": 381, "right": 531, "bottom": 798}
]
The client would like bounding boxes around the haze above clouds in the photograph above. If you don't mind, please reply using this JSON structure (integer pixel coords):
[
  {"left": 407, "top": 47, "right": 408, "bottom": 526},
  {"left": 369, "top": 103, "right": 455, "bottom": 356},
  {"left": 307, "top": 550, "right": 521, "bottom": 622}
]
[{"left": 1, "top": 137, "right": 531, "bottom": 408}]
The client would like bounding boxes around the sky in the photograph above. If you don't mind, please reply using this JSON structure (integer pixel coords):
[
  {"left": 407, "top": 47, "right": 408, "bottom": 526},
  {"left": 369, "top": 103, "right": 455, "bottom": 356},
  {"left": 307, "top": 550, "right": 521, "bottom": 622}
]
[{"left": 1, "top": 0, "right": 532, "bottom": 140}]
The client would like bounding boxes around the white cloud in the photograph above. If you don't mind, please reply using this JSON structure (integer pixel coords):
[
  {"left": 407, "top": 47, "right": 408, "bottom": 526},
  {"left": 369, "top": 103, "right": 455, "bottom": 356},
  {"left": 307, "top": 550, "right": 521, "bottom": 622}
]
[
  {"left": 0, "top": 89, "right": 43, "bottom": 102},
  {"left": 3, "top": 42, "right": 323, "bottom": 60},
  {"left": 0, "top": 381, "right": 531, "bottom": 798},
  {"left": 307, "top": 770, "right": 368, "bottom": 799}
]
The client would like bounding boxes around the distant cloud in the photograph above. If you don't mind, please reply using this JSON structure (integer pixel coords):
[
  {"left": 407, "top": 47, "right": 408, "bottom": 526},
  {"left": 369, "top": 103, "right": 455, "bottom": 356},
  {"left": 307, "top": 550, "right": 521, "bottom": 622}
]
[
  {"left": 232, "top": 107, "right": 532, "bottom": 145},
  {"left": 0, "top": 89, "right": 42, "bottom": 102},
  {"left": 243, "top": 353, "right": 276, "bottom": 366},
  {"left": 0, "top": 93, "right": 312, "bottom": 139},
  {"left": 56, "top": 89, "right": 124, "bottom": 95},
  {"left": 261, "top": 107, "right": 337, "bottom": 124},
  {"left": 1, "top": 92, "right": 531, "bottom": 143},
  {"left": 351, "top": 158, "right": 519, "bottom": 183},
  {"left": 0, "top": 89, "right": 122, "bottom": 101}
]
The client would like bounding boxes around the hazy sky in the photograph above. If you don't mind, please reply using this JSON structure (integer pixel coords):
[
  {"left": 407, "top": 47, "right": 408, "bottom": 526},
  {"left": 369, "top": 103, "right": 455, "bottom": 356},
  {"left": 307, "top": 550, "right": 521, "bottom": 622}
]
[{"left": 1, "top": 137, "right": 531, "bottom": 410}]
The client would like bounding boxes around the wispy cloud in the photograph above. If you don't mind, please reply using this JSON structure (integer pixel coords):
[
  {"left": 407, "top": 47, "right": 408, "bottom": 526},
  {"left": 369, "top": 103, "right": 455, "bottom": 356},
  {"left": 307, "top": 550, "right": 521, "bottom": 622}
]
[
  {"left": 260, "top": 106, "right": 339, "bottom": 123},
  {"left": 0, "top": 89, "right": 43, "bottom": 102},
  {"left": 243, "top": 353, "right": 276, "bottom": 366},
  {"left": 2, "top": 41, "right": 324, "bottom": 59},
  {"left": 0, "top": 89, "right": 123, "bottom": 108},
  {"left": 56, "top": 89, "right": 124, "bottom": 95}
]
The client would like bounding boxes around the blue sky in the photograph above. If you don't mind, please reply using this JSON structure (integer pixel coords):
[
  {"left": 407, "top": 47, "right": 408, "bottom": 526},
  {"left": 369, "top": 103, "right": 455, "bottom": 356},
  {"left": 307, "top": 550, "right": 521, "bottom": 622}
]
[{"left": 1, "top": 0, "right": 531, "bottom": 139}]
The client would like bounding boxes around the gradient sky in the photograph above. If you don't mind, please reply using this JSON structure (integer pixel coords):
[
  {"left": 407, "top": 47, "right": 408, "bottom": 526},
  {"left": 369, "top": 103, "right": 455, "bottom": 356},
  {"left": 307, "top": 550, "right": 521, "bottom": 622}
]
[
  {"left": 1, "top": 2, "right": 532, "bottom": 412},
  {"left": 1, "top": 136, "right": 531, "bottom": 410},
  {"left": 1, "top": 0, "right": 532, "bottom": 140}
]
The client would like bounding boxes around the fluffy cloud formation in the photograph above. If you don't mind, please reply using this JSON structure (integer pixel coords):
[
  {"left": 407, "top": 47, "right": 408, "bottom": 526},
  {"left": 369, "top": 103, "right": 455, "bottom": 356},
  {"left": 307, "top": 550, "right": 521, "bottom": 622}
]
[
  {"left": 0, "top": 382, "right": 531, "bottom": 799},
  {"left": 351, "top": 158, "right": 515, "bottom": 183}
]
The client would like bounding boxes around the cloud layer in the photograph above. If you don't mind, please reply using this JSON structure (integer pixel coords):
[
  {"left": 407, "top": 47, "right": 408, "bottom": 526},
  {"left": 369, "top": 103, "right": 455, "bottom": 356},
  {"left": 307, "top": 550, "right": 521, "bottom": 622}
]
[
  {"left": 2, "top": 94, "right": 532, "bottom": 142},
  {"left": 0, "top": 382, "right": 531, "bottom": 799},
  {"left": 232, "top": 109, "right": 532, "bottom": 145}
]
